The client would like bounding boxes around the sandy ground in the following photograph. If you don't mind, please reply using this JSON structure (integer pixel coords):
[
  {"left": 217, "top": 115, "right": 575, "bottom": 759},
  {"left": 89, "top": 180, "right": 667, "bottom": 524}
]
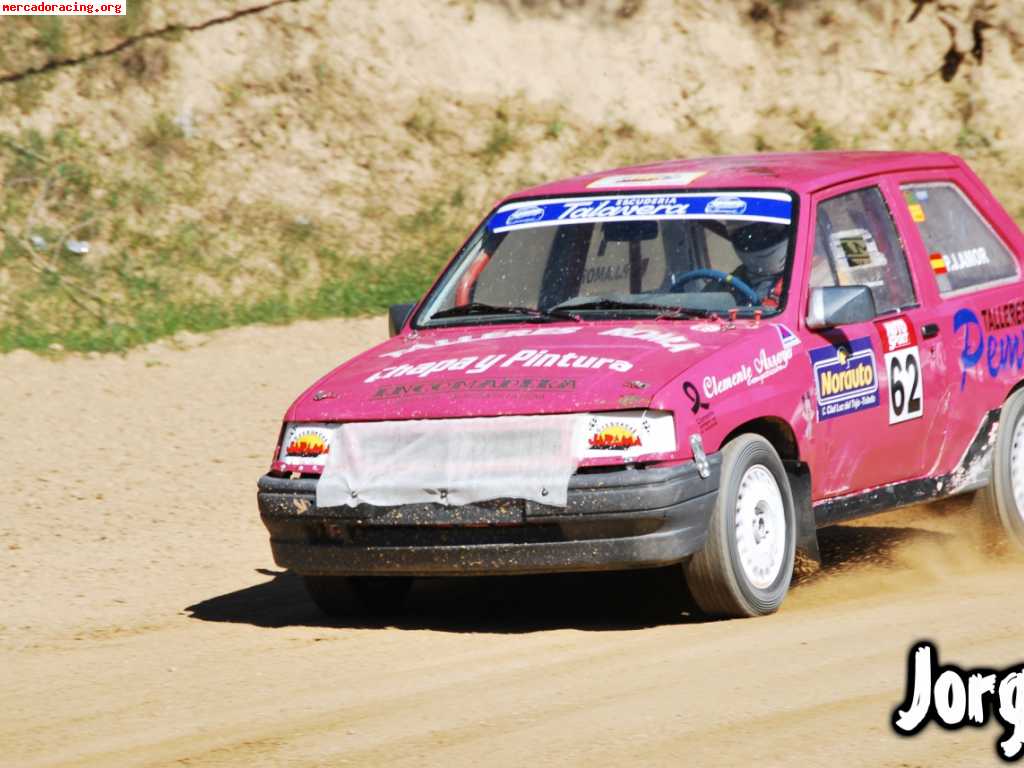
[{"left": 3, "top": 316, "right": 1024, "bottom": 767}]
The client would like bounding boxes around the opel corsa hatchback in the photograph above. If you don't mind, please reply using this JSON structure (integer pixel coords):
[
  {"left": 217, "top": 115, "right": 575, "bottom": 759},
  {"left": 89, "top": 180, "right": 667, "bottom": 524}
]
[{"left": 258, "top": 152, "right": 1024, "bottom": 618}]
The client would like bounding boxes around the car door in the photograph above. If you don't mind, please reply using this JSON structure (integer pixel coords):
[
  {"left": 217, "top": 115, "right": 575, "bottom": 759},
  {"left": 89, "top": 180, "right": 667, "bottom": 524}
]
[
  {"left": 805, "top": 181, "right": 946, "bottom": 499},
  {"left": 890, "top": 170, "right": 1024, "bottom": 478}
]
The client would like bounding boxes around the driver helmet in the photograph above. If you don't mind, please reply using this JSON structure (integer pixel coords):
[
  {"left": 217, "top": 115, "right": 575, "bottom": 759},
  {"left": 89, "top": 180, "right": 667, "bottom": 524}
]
[{"left": 731, "top": 222, "right": 789, "bottom": 278}]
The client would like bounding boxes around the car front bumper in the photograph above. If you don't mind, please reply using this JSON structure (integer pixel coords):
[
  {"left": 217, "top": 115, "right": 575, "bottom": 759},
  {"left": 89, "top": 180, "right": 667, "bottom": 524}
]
[{"left": 257, "top": 456, "right": 721, "bottom": 577}]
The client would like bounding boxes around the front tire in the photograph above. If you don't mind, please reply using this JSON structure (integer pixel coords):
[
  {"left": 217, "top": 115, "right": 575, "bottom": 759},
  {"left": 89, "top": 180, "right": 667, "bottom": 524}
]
[
  {"left": 978, "top": 389, "right": 1024, "bottom": 549},
  {"left": 685, "top": 434, "right": 796, "bottom": 617}
]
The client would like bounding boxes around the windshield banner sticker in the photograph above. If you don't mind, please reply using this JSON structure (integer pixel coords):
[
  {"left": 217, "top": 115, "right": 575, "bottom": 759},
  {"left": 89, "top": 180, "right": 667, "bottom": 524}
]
[
  {"left": 489, "top": 192, "right": 793, "bottom": 232},
  {"left": 809, "top": 337, "right": 880, "bottom": 421}
]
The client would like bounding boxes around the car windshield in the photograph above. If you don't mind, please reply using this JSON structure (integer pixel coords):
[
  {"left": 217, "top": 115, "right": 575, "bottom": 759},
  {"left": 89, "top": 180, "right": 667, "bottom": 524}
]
[{"left": 416, "top": 190, "right": 796, "bottom": 326}]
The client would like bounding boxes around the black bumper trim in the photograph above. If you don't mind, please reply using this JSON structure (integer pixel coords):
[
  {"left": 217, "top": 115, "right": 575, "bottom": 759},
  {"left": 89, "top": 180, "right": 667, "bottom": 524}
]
[{"left": 257, "top": 457, "right": 721, "bottom": 576}]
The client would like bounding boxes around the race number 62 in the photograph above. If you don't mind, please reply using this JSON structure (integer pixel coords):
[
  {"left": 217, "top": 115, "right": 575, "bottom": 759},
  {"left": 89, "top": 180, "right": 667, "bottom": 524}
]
[{"left": 886, "top": 347, "right": 923, "bottom": 424}]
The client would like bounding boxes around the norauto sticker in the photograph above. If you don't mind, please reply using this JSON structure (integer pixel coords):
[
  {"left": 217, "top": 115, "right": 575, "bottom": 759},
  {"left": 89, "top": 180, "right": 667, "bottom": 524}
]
[
  {"left": 809, "top": 337, "right": 880, "bottom": 421},
  {"left": 489, "top": 192, "right": 793, "bottom": 233},
  {"left": 586, "top": 171, "right": 706, "bottom": 189},
  {"left": 365, "top": 348, "right": 633, "bottom": 383}
]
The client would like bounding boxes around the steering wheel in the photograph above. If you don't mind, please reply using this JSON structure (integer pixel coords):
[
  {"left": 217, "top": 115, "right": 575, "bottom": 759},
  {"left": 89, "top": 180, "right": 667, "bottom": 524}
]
[{"left": 670, "top": 268, "right": 760, "bottom": 305}]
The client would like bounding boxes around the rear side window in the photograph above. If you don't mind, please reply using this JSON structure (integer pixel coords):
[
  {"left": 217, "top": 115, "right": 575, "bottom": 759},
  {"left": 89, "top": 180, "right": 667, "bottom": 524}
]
[
  {"left": 901, "top": 182, "right": 1019, "bottom": 295},
  {"left": 810, "top": 186, "right": 917, "bottom": 315}
]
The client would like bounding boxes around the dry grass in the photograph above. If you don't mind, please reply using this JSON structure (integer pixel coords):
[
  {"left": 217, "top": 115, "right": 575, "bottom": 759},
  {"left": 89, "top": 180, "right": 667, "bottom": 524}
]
[{"left": 0, "top": 0, "right": 1021, "bottom": 352}]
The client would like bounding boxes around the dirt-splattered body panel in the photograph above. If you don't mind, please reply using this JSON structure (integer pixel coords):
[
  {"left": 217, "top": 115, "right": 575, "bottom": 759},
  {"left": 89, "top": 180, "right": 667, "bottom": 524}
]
[{"left": 260, "top": 151, "right": 1024, "bottom": 578}]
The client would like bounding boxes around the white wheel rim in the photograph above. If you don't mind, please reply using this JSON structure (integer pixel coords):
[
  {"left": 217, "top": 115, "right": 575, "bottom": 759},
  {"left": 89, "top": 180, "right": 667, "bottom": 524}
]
[
  {"left": 1010, "top": 417, "right": 1024, "bottom": 516},
  {"left": 734, "top": 464, "right": 786, "bottom": 590}
]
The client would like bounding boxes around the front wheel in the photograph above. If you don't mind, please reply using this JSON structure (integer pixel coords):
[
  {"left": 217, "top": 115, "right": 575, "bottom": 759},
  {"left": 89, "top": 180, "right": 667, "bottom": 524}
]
[
  {"left": 685, "top": 434, "right": 796, "bottom": 617},
  {"left": 978, "top": 389, "right": 1024, "bottom": 549}
]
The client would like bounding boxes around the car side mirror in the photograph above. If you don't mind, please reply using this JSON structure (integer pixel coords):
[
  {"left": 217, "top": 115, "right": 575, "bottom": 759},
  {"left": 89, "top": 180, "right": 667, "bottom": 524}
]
[
  {"left": 388, "top": 303, "right": 415, "bottom": 337},
  {"left": 806, "top": 286, "right": 877, "bottom": 329}
]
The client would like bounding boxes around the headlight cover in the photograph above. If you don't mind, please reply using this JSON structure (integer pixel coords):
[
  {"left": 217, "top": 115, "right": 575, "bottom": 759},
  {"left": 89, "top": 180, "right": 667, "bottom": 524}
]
[
  {"left": 580, "top": 410, "right": 676, "bottom": 460},
  {"left": 275, "top": 410, "right": 677, "bottom": 474},
  {"left": 277, "top": 422, "right": 335, "bottom": 470}
]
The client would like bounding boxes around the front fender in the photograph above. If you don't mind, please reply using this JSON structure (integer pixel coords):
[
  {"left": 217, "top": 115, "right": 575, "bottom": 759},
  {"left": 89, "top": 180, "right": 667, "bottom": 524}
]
[{"left": 649, "top": 323, "right": 819, "bottom": 465}]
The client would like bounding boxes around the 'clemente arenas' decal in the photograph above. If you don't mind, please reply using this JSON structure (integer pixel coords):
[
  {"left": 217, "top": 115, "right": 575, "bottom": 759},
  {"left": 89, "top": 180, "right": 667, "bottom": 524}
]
[
  {"left": 892, "top": 641, "right": 1024, "bottom": 762},
  {"left": 699, "top": 326, "right": 800, "bottom": 400},
  {"left": 365, "top": 349, "right": 633, "bottom": 383}
]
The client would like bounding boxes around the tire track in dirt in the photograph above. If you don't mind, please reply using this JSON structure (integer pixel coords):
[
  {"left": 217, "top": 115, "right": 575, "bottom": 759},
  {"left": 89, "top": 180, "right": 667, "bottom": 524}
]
[{"left": 3, "top": 317, "right": 1023, "bottom": 767}]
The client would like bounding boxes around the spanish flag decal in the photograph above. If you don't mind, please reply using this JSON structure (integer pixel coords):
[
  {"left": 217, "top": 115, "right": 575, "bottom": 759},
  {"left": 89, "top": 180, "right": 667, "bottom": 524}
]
[{"left": 929, "top": 253, "right": 948, "bottom": 276}]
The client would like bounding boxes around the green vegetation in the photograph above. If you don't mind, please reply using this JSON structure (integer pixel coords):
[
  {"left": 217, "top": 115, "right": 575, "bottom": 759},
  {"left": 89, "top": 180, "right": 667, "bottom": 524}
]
[
  {"left": 807, "top": 124, "right": 837, "bottom": 151},
  {"left": 1, "top": 2, "right": 1022, "bottom": 358},
  {"left": 0, "top": 88, "right": 683, "bottom": 355},
  {"left": 480, "top": 108, "right": 519, "bottom": 162},
  {"left": 0, "top": 126, "right": 464, "bottom": 354}
]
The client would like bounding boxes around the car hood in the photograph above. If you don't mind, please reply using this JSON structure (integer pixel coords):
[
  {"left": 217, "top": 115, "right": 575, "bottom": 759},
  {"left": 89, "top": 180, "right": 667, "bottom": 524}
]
[{"left": 287, "top": 320, "right": 757, "bottom": 421}]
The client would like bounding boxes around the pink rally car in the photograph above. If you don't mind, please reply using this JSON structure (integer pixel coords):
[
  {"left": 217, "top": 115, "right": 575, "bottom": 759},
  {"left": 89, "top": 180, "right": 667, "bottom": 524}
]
[{"left": 258, "top": 151, "right": 1024, "bottom": 618}]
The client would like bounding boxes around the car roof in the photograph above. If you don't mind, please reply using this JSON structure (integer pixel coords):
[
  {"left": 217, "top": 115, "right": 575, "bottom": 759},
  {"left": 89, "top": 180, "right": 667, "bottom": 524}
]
[{"left": 505, "top": 150, "right": 961, "bottom": 201}]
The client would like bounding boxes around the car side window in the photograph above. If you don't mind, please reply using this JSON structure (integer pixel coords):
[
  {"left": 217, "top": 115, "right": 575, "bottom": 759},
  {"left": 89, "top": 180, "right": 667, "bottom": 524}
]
[
  {"left": 811, "top": 186, "right": 917, "bottom": 315},
  {"left": 901, "top": 182, "right": 1019, "bottom": 295}
]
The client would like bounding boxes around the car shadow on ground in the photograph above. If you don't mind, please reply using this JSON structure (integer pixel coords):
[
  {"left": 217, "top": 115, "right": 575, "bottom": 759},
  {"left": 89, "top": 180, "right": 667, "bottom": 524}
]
[
  {"left": 185, "top": 522, "right": 956, "bottom": 633},
  {"left": 185, "top": 566, "right": 702, "bottom": 633}
]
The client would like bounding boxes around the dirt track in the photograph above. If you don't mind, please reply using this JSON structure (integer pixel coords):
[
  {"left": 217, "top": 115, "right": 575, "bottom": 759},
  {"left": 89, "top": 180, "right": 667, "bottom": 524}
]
[{"left": 3, "top": 317, "right": 1023, "bottom": 767}]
